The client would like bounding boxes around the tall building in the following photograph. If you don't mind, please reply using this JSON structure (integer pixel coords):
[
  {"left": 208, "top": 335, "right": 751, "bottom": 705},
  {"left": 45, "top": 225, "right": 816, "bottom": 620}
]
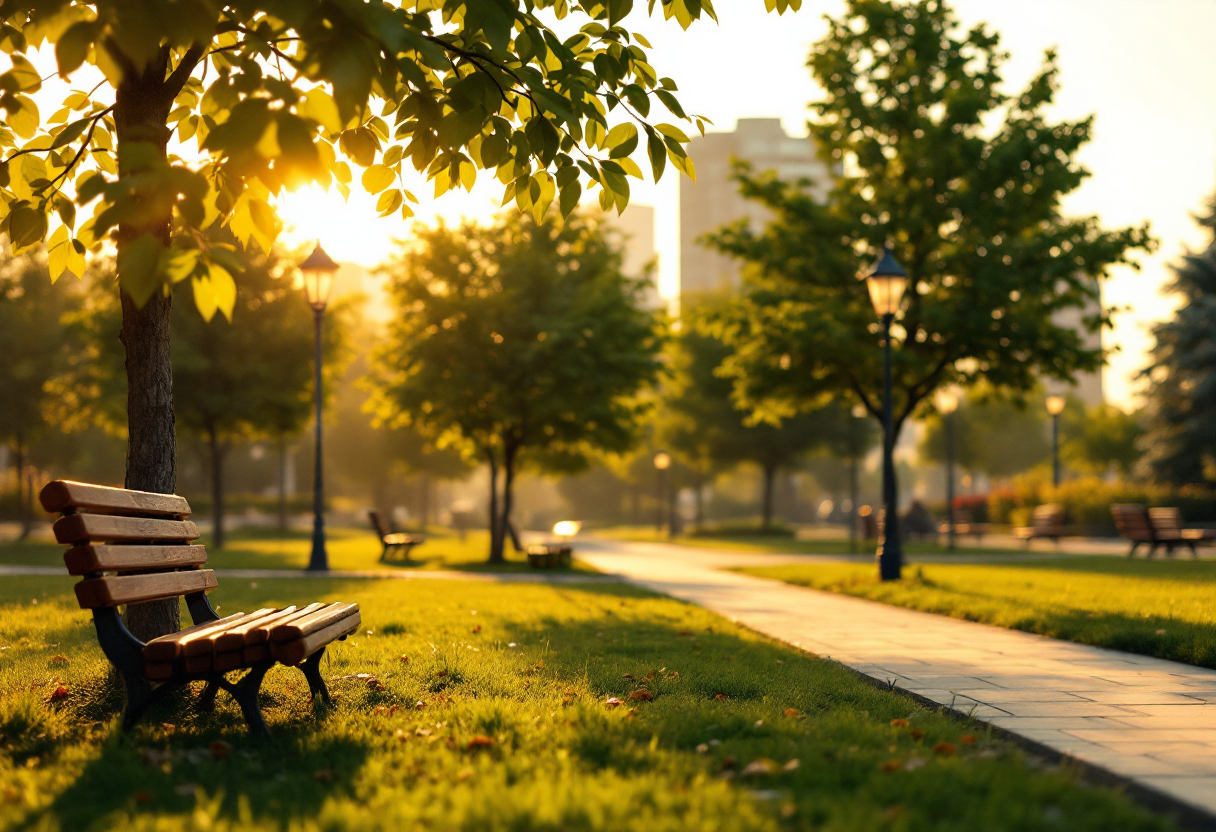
[
  {"left": 1046, "top": 284, "right": 1105, "bottom": 406},
  {"left": 679, "top": 118, "right": 830, "bottom": 296},
  {"left": 606, "top": 204, "right": 660, "bottom": 309}
]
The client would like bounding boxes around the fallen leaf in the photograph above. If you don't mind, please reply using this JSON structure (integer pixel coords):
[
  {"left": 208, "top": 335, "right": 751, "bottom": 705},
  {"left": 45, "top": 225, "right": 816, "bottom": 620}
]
[
  {"left": 754, "top": 720, "right": 764, "bottom": 728},
  {"left": 783, "top": 758, "right": 800, "bottom": 771},
  {"left": 782, "top": 708, "right": 804, "bottom": 719},
  {"left": 677, "top": 630, "right": 693, "bottom": 638},
  {"left": 466, "top": 735, "right": 494, "bottom": 749},
  {"left": 625, "top": 708, "right": 637, "bottom": 720},
  {"left": 314, "top": 769, "right": 333, "bottom": 783},
  {"left": 48, "top": 685, "right": 69, "bottom": 701},
  {"left": 394, "top": 729, "right": 409, "bottom": 740},
  {"left": 436, "top": 670, "right": 447, "bottom": 678},
  {"left": 696, "top": 743, "right": 709, "bottom": 754},
  {"left": 961, "top": 735, "right": 977, "bottom": 745},
  {"left": 399, "top": 655, "right": 410, "bottom": 663},
  {"left": 890, "top": 718, "right": 908, "bottom": 728},
  {"left": 49, "top": 655, "right": 69, "bottom": 664},
  {"left": 721, "top": 757, "right": 736, "bottom": 770},
  {"left": 605, "top": 696, "right": 622, "bottom": 707},
  {"left": 933, "top": 742, "right": 957, "bottom": 756},
  {"left": 714, "top": 693, "right": 729, "bottom": 701},
  {"left": 909, "top": 729, "right": 925, "bottom": 741},
  {"left": 879, "top": 759, "right": 902, "bottom": 773},
  {"left": 365, "top": 676, "right": 385, "bottom": 691},
  {"left": 457, "top": 768, "right": 474, "bottom": 781},
  {"left": 471, "top": 625, "right": 481, "bottom": 634},
  {"left": 414, "top": 701, "right": 426, "bottom": 710},
  {"left": 161, "top": 723, "right": 176, "bottom": 734},
  {"left": 627, "top": 689, "right": 653, "bottom": 701},
  {"left": 741, "top": 758, "right": 779, "bottom": 777},
  {"left": 621, "top": 673, "right": 634, "bottom": 680},
  {"left": 134, "top": 791, "right": 152, "bottom": 804},
  {"left": 208, "top": 740, "right": 232, "bottom": 761},
  {"left": 415, "top": 728, "right": 432, "bottom": 737},
  {"left": 645, "top": 668, "right": 655, "bottom": 681}
]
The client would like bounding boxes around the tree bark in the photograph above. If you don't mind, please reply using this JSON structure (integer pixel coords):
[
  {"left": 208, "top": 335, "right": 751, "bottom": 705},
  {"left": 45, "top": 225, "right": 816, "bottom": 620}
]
[
  {"left": 487, "top": 452, "right": 503, "bottom": 563},
  {"left": 208, "top": 428, "right": 226, "bottom": 549},
  {"left": 113, "top": 43, "right": 202, "bottom": 642},
  {"left": 502, "top": 443, "right": 520, "bottom": 553},
  {"left": 420, "top": 473, "right": 430, "bottom": 529},
  {"left": 761, "top": 463, "right": 776, "bottom": 532},
  {"left": 14, "top": 437, "right": 28, "bottom": 541}
]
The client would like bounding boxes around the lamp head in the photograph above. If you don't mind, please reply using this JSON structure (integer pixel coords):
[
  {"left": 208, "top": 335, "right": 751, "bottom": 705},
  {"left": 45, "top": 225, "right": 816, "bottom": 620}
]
[
  {"left": 863, "top": 244, "right": 908, "bottom": 318},
  {"left": 1046, "top": 395, "right": 1066, "bottom": 416},
  {"left": 653, "top": 451, "right": 671, "bottom": 471},
  {"left": 934, "top": 388, "right": 960, "bottom": 415},
  {"left": 299, "top": 242, "right": 340, "bottom": 312}
]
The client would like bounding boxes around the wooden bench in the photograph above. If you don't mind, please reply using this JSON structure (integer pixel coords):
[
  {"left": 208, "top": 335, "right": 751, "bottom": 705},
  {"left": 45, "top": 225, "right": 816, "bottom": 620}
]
[
  {"left": 525, "top": 543, "right": 572, "bottom": 568},
  {"left": 938, "top": 510, "right": 990, "bottom": 542},
  {"left": 368, "top": 509, "right": 424, "bottom": 562},
  {"left": 40, "top": 479, "right": 362, "bottom": 735},
  {"left": 1014, "top": 504, "right": 1067, "bottom": 545},
  {"left": 1114, "top": 504, "right": 1216, "bottom": 558}
]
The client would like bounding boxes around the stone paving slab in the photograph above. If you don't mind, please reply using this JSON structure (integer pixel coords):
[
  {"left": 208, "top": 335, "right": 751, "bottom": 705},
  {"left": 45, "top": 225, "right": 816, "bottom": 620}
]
[{"left": 576, "top": 538, "right": 1216, "bottom": 819}]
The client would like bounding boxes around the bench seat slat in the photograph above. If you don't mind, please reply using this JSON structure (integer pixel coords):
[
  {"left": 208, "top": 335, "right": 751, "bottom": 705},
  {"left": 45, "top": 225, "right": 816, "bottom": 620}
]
[
  {"left": 54, "top": 514, "right": 199, "bottom": 545},
  {"left": 272, "top": 611, "right": 362, "bottom": 666},
  {"left": 269, "top": 603, "right": 358, "bottom": 642},
  {"left": 65, "top": 544, "right": 207, "bottom": 575},
  {"left": 74, "top": 570, "right": 217, "bottom": 609},
  {"left": 40, "top": 480, "right": 191, "bottom": 518},
  {"left": 246, "top": 603, "right": 325, "bottom": 642},
  {"left": 212, "top": 606, "right": 300, "bottom": 652},
  {"left": 143, "top": 612, "right": 246, "bottom": 661},
  {"left": 183, "top": 609, "right": 278, "bottom": 657}
]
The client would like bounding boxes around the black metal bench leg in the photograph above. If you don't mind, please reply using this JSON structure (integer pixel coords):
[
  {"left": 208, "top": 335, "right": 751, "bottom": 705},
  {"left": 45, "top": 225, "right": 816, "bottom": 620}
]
[
  {"left": 198, "top": 678, "right": 220, "bottom": 711},
  {"left": 121, "top": 673, "right": 153, "bottom": 731},
  {"left": 300, "top": 648, "right": 331, "bottom": 703},
  {"left": 230, "top": 664, "right": 272, "bottom": 736}
]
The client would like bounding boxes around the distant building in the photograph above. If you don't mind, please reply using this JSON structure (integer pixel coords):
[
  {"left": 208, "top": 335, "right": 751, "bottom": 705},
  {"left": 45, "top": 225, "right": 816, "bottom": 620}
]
[
  {"left": 679, "top": 118, "right": 831, "bottom": 296},
  {"left": 606, "top": 204, "right": 660, "bottom": 309},
  {"left": 1046, "top": 282, "right": 1104, "bottom": 406}
]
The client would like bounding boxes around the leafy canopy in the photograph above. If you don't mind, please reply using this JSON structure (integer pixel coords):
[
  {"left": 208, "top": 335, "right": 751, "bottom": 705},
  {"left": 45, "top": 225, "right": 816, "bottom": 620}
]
[
  {"left": 0, "top": 0, "right": 803, "bottom": 317},
  {"left": 702, "top": 0, "right": 1151, "bottom": 434},
  {"left": 368, "top": 209, "right": 663, "bottom": 471}
]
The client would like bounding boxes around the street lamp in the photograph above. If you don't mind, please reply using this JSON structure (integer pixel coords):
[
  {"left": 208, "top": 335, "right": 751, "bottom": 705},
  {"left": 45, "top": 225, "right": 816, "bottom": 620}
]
[
  {"left": 848, "top": 403, "right": 867, "bottom": 553},
  {"left": 1046, "top": 394, "right": 1066, "bottom": 488},
  {"left": 653, "top": 451, "right": 671, "bottom": 536},
  {"left": 864, "top": 244, "right": 908, "bottom": 581},
  {"left": 934, "top": 387, "right": 960, "bottom": 551},
  {"left": 300, "top": 242, "right": 339, "bottom": 571}
]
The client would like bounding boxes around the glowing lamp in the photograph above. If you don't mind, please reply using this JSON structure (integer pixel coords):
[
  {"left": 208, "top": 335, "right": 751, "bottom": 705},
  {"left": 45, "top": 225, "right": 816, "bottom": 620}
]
[
  {"left": 653, "top": 452, "right": 671, "bottom": 471},
  {"left": 864, "top": 244, "right": 908, "bottom": 318},
  {"left": 299, "top": 242, "right": 340, "bottom": 312},
  {"left": 553, "top": 520, "right": 582, "bottom": 539},
  {"left": 1046, "top": 395, "right": 1066, "bottom": 417},
  {"left": 935, "top": 388, "right": 960, "bottom": 415}
]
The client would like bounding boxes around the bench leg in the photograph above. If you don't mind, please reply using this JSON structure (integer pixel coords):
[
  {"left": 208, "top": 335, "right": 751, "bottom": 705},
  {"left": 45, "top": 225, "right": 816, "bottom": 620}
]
[
  {"left": 198, "top": 678, "right": 220, "bottom": 711},
  {"left": 299, "top": 647, "right": 331, "bottom": 704},
  {"left": 121, "top": 673, "right": 153, "bottom": 731},
  {"left": 226, "top": 663, "right": 272, "bottom": 737}
]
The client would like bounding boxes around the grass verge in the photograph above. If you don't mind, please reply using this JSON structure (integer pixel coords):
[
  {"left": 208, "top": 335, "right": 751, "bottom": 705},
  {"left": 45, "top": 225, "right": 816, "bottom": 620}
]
[
  {"left": 738, "top": 558, "right": 1216, "bottom": 670},
  {"left": 0, "top": 575, "right": 1173, "bottom": 830},
  {"left": 0, "top": 528, "right": 595, "bottom": 574}
]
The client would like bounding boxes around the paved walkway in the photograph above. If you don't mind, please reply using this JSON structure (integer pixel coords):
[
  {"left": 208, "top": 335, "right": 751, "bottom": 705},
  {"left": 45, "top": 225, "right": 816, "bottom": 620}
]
[{"left": 576, "top": 538, "right": 1216, "bottom": 818}]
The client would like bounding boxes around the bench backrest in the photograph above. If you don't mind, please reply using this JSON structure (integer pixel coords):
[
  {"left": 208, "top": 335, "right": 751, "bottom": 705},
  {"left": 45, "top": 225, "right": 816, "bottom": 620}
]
[
  {"left": 1148, "top": 507, "right": 1184, "bottom": 535},
  {"left": 368, "top": 509, "right": 391, "bottom": 538},
  {"left": 1031, "top": 504, "right": 1065, "bottom": 527},
  {"left": 39, "top": 480, "right": 216, "bottom": 610},
  {"left": 1111, "top": 504, "right": 1154, "bottom": 541}
]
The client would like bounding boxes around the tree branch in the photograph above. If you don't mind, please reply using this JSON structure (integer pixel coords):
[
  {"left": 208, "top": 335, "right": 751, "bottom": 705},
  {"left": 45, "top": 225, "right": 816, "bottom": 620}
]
[
  {"left": 166, "top": 42, "right": 207, "bottom": 98},
  {"left": 45, "top": 105, "right": 116, "bottom": 191}
]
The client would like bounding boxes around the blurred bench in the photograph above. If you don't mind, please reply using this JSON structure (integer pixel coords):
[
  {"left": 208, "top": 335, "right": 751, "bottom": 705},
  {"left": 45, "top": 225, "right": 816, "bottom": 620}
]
[
  {"left": 1113, "top": 504, "right": 1216, "bottom": 558},
  {"left": 41, "top": 479, "right": 360, "bottom": 735},
  {"left": 368, "top": 509, "right": 424, "bottom": 562},
  {"left": 938, "top": 510, "right": 990, "bottom": 542},
  {"left": 526, "top": 543, "right": 572, "bottom": 568},
  {"left": 1014, "top": 504, "right": 1067, "bottom": 545}
]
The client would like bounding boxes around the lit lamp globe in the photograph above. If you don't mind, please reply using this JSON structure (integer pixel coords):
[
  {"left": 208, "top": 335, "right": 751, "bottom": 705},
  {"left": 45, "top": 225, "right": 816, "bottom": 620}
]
[
  {"left": 653, "top": 451, "right": 672, "bottom": 471},
  {"left": 935, "top": 388, "right": 960, "bottom": 415},
  {"left": 864, "top": 244, "right": 909, "bottom": 318},
  {"left": 299, "top": 242, "right": 340, "bottom": 312},
  {"left": 1046, "top": 395, "right": 1066, "bottom": 417}
]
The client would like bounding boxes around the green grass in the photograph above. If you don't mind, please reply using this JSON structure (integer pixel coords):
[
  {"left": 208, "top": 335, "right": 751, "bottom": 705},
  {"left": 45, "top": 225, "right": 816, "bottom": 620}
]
[
  {"left": 739, "top": 557, "right": 1216, "bottom": 670},
  {"left": 0, "top": 527, "right": 594, "bottom": 573},
  {"left": 598, "top": 526, "right": 1029, "bottom": 557},
  {"left": 0, "top": 576, "right": 1172, "bottom": 831}
]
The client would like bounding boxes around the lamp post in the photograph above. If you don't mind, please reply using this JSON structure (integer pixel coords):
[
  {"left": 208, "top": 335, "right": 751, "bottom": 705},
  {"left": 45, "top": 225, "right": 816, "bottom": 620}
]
[
  {"left": 300, "top": 242, "right": 339, "bottom": 572},
  {"left": 848, "top": 403, "right": 867, "bottom": 554},
  {"left": 864, "top": 244, "right": 908, "bottom": 582},
  {"left": 653, "top": 451, "right": 671, "bottom": 537},
  {"left": 1046, "top": 394, "right": 1066, "bottom": 488},
  {"left": 934, "top": 388, "right": 960, "bottom": 551}
]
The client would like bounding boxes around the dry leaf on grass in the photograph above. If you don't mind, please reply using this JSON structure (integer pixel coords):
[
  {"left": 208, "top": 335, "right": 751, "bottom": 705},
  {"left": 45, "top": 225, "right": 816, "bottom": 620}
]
[
  {"left": 890, "top": 718, "right": 908, "bottom": 728},
  {"left": 621, "top": 673, "right": 634, "bottom": 680},
  {"left": 605, "top": 696, "right": 622, "bottom": 707},
  {"left": 783, "top": 759, "right": 800, "bottom": 771},
  {"left": 879, "top": 759, "right": 902, "bottom": 773},
  {"left": 49, "top": 655, "right": 69, "bottom": 664},
  {"left": 627, "top": 689, "right": 653, "bottom": 701},
  {"left": 208, "top": 741, "right": 232, "bottom": 761},
  {"left": 133, "top": 791, "right": 152, "bottom": 804},
  {"left": 471, "top": 625, "right": 481, "bottom": 634},
  {"left": 466, "top": 735, "right": 494, "bottom": 749},
  {"left": 933, "top": 742, "right": 957, "bottom": 756},
  {"left": 782, "top": 708, "right": 804, "bottom": 719},
  {"left": 714, "top": 693, "right": 729, "bottom": 701},
  {"left": 961, "top": 735, "right": 977, "bottom": 744},
  {"left": 909, "top": 729, "right": 925, "bottom": 741},
  {"left": 740, "top": 758, "right": 779, "bottom": 777},
  {"left": 314, "top": 769, "right": 333, "bottom": 783},
  {"left": 48, "top": 686, "right": 69, "bottom": 701}
]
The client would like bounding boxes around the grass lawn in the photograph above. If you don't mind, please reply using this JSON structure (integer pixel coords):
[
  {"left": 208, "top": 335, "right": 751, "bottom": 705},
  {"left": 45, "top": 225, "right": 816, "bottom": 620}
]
[
  {"left": 598, "top": 526, "right": 1028, "bottom": 557},
  {"left": 0, "top": 575, "right": 1172, "bottom": 831},
  {"left": 738, "top": 558, "right": 1216, "bottom": 671},
  {"left": 0, "top": 527, "right": 594, "bottom": 574}
]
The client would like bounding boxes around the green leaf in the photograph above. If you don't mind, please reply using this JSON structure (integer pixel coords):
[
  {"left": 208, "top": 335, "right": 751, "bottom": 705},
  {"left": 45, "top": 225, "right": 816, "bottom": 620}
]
[
  {"left": 209, "top": 263, "right": 237, "bottom": 321},
  {"left": 299, "top": 87, "right": 344, "bottom": 134},
  {"left": 647, "top": 129, "right": 666, "bottom": 182},
  {"left": 51, "top": 115, "right": 92, "bottom": 149},
  {"left": 376, "top": 189, "right": 403, "bottom": 216},
  {"left": 361, "top": 164, "right": 395, "bottom": 193},
  {"left": 8, "top": 204, "right": 46, "bottom": 253},
  {"left": 56, "top": 21, "right": 96, "bottom": 78},
  {"left": 339, "top": 128, "right": 378, "bottom": 167},
  {"left": 559, "top": 179, "right": 581, "bottom": 217},
  {"left": 117, "top": 233, "right": 165, "bottom": 307},
  {"left": 605, "top": 123, "right": 638, "bottom": 152},
  {"left": 655, "top": 123, "right": 690, "bottom": 143}
]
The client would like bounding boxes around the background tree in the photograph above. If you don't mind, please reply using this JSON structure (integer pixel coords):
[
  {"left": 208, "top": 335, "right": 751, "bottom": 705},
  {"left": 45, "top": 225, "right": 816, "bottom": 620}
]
[
  {"left": 1141, "top": 192, "right": 1216, "bottom": 487},
  {"left": 1060, "top": 400, "right": 1144, "bottom": 480},
  {"left": 0, "top": 0, "right": 741, "bottom": 639},
  {"left": 701, "top": 0, "right": 1150, "bottom": 530},
  {"left": 370, "top": 211, "right": 663, "bottom": 563},
  {"left": 919, "top": 388, "right": 1051, "bottom": 483},
  {"left": 0, "top": 253, "right": 79, "bottom": 537}
]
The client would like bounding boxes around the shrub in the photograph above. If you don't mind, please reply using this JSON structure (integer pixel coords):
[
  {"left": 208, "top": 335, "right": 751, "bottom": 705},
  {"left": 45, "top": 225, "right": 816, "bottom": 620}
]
[{"left": 987, "top": 474, "right": 1216, "bottom": 532}]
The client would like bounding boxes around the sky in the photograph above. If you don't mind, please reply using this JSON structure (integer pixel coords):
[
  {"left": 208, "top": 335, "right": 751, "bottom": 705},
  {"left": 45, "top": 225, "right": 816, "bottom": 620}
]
[{"left": 21, "top": 2, "right": 1216, "bottom": 410}]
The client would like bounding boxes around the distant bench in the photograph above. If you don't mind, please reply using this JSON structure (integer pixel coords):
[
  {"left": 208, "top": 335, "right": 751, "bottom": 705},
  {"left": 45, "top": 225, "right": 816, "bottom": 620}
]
[
  {"left": 368, "top": 509, "right": 425, "bottom": 562},
  {"left": 41, "top": 479, "right": 361, "bottom": 735},
  {"left": 1014, "top": 504, "right": 1068, "bottom": 545},
  {"left": 938, "top": 510, "right": 990, "bottom": 542},
  {"left": 1112, "top": 504, "right": 1216, "bottom": 558}
]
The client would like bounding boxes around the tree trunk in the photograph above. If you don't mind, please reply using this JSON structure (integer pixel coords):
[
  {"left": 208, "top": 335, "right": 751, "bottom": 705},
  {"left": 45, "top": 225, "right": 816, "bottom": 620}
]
[
  {"left": 14, "top": 437, "right": 28, "bottom": 541},
  {"left": 420, "top": 474, "right": 430, "bottom": 530},
  {"left": 761, "top": 463, "right": 776, "bottom": 532},
  {"left": 277, "top": 432, "right": 288, "bottom": 533},
  {"left": 114, "top": 45, "right": 200, "bottom": 643},
  {"left": 501, "top": 444, "right": 520, "bottom": 553},
  {"left": 208, "top": 429, "right": 226, "bottom": 550},
  {"left": 487, "top": 453, "right": 503, "bottom": 563},
  {"left": 849, "top": 455, "right": 860, "bottom": 553},
  {"left": 693, "top": 475, "right": 705, "bottom": 532}
]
